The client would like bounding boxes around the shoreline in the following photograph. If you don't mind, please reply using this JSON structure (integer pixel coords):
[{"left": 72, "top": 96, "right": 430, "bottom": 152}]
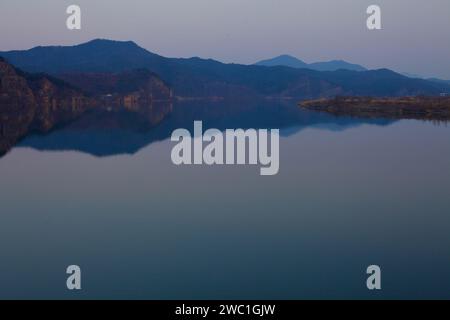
[{"left": 299, "top": 96, "right": 450, "bottom": 121}]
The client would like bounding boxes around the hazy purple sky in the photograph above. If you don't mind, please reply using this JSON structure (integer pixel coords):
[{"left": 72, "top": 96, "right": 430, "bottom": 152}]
[{"left": 1, "top": 0, "right": 449, "bottom": 78}]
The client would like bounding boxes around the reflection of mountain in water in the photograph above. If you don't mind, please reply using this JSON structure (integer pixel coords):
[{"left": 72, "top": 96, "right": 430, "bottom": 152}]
[
  {"left": 17, "top": 99, "right": 395, "bottom": 157},
  {"left": 0, "top": 57, "right": 173, "bottom": 156}
]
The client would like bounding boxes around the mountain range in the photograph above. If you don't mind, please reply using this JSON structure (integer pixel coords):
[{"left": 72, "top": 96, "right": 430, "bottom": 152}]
[
  {"left": 428, "top": 78, "right": 450, "bottom": 86},
  {"left": 1, "top": 39, "right": 449, "bottom": 99},
  {"left": 255, "top": 54, "right": 367, "bottom": 72},
  {"left": 2, "top": 39, "right": 450, "bottom": 156}
]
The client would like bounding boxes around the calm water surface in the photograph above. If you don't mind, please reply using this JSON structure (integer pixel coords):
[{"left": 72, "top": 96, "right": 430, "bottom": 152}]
[{"left": 0, "top": 101, "right": 449, "bottom": 299}]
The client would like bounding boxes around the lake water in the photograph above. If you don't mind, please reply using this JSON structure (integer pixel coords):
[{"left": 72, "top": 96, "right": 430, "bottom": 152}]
[{"left": 0, "top": 100, "right": 449, "bottom": 299}]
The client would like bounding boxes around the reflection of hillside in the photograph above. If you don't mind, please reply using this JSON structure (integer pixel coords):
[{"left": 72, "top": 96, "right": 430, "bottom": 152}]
[
  {"left": 17, "top": 99, "right": 395, "bottom": 157},
  {"left": 0, "top": 58, "right": 173, "bottom": 156},
  {"left": 0, "top": 58, "right": 95, "bottom": 157}
]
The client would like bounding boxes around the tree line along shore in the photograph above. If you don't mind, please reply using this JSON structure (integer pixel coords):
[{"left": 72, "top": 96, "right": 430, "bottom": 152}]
[{"left": 299, "top": 96, "right": 450, "bottom": 121}]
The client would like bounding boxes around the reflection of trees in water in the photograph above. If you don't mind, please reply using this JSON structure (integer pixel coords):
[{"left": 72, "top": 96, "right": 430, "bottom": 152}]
[
  {"left": 0, "top": 110, "right": 34, "bottom": 157},
  {"left": 13, "top": 99, "right": 395, "bottom": 158},
  {"left": 428, "top": 119, "right": 449, "bottom": 127},
  {"left": 0, "top": 100, "right": 173, "bottom": 157}
]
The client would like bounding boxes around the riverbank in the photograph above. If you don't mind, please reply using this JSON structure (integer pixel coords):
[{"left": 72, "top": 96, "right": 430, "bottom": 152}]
[{"left": 299, "top": 96, "right": 450, "bottom": 121}]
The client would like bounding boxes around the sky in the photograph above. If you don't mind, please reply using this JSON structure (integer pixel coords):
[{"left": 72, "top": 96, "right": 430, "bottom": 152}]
[{"left": 0, "top": 0, "right": 449, "bottom": 79}]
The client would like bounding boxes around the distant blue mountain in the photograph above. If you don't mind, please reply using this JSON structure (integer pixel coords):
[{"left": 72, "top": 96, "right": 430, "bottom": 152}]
[
  {"left": 256, "top": 54, "right": 367, "bottom": 72},
  {"left": 400, "top": 73, "right": 450, "bottom": 88},
  {"left": 256, "top": 55, "right": 309, "bottom": 69},
  {"left": 427, "top": 78, "right": 450, "bottom": 85}
]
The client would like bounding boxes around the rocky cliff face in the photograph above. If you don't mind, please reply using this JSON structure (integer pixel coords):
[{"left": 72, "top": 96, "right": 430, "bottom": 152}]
[
  {"left": 0, "top": 58, "right": 173, "bottom": 156},
  {"left": 61, "top": 69, "right": 173, "bottom": 127},
  {"left": 0, "top": 58, "right": 36, "bottom": 154},
  {"left": 0, "top": 57, "right": 96, "bottom": 155},
  {"left": 28, "top": 76, "right": 96, "bottom": 131},
  {"left": 60, "top": 69, "right": 173, "bottom": 126}
]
